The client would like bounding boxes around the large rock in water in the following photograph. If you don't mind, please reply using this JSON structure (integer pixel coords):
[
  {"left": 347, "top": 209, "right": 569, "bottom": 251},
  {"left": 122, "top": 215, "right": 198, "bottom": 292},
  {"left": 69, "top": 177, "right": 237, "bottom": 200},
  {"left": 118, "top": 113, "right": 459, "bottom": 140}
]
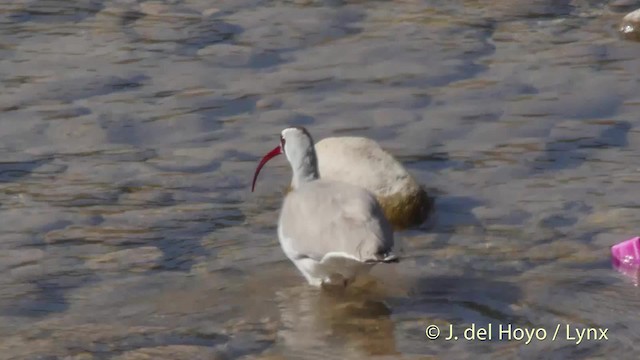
[{"left": 314, "top": 137, "right": 432, "bottom": 230}]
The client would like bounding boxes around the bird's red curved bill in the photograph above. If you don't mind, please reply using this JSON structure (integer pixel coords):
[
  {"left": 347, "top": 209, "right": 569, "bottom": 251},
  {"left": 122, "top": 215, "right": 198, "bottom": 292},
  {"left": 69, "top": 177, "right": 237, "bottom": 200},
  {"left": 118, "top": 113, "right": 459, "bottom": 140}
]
[{"left": 251, "top": 146, "right": 282, "bottom": 192}]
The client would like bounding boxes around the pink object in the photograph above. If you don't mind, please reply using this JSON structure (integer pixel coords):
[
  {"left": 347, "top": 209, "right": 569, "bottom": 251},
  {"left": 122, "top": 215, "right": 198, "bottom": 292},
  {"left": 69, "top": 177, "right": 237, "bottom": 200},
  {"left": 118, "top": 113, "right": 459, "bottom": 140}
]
[{"left": 612, "top": 237, "right": 640, "bottom": 280}]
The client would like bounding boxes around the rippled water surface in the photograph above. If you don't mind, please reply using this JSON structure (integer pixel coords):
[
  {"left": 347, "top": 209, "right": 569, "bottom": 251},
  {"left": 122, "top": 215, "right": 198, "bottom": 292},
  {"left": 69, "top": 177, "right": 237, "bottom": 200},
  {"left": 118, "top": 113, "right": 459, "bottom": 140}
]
[{"left": 2, "top": 0, "right": 640, "bottom": 359}]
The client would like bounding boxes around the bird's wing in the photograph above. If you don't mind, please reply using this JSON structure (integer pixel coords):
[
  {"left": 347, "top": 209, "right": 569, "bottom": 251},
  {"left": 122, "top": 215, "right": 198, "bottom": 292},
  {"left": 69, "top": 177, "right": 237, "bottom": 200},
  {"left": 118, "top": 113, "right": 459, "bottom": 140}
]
[{"left": 278, "top": 180, "right": 394, "bottom": 263}]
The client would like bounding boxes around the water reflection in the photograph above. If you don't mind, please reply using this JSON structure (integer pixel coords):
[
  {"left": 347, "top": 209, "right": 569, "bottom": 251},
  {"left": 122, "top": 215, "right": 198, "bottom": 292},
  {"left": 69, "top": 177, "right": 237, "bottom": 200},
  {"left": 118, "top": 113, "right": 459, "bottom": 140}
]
[{"left": 275, "top": 281, "right": 398, "bottom": 358}]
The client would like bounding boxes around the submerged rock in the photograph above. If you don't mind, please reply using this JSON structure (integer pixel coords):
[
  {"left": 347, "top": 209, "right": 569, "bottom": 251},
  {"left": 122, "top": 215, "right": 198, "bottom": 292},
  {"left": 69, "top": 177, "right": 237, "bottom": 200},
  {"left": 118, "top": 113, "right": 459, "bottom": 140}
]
[
  {"left": 620, "top": 8, "right": 640, "bottom": 41},
  {"left": 313, "top": 137, "right": 432, "bottom": 230}
]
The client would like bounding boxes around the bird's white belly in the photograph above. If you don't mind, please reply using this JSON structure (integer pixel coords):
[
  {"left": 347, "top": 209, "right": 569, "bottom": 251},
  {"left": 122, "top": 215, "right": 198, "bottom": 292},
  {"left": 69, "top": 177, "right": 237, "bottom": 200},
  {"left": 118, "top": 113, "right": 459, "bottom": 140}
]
[
  {"left": 292, "top": 255, "right": 374, "bottom": 287},
  {"left": 278, "top": 226, "right": 373, "bottom": 286}
]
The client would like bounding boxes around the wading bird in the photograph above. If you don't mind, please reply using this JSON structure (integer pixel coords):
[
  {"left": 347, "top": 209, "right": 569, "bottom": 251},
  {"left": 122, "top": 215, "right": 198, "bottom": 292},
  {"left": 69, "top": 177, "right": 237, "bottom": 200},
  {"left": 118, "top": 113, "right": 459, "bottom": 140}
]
[{"left": 251, "top": 126, "right": 399, "bottom": 287}]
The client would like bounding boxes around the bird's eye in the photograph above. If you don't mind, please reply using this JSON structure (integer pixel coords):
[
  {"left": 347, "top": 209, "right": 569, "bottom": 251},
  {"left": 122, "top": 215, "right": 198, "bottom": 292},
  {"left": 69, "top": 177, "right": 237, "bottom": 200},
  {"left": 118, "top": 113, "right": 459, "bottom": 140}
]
[{"left": 280, "top": 135, "right": 286, "bottom": 149}]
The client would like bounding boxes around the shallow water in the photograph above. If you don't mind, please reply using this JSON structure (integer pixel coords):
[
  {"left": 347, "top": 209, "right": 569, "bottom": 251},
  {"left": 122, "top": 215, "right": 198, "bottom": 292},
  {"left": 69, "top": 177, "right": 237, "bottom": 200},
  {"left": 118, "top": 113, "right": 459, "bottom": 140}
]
[{"left": 2, "top": 0, "right": 640, "bottom": 359}]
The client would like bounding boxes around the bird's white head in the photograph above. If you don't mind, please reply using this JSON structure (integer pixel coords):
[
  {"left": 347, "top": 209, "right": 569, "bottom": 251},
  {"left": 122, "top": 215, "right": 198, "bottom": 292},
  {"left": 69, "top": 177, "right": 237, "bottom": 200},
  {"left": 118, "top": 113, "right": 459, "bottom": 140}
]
[{"left": 252, "top": 126, "right": 319, "bottom": 192}]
